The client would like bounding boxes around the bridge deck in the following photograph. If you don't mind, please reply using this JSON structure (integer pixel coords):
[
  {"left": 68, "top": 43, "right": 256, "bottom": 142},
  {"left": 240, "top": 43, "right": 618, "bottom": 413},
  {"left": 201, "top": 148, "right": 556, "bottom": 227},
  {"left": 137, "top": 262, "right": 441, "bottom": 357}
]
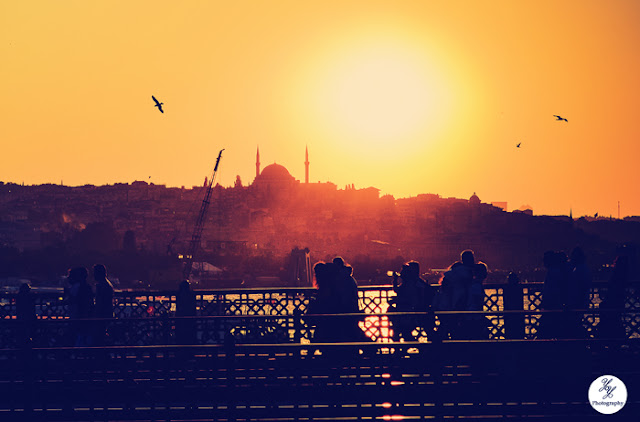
[{"left": 0, "top": 339, "right": 637, "bottom": 421}]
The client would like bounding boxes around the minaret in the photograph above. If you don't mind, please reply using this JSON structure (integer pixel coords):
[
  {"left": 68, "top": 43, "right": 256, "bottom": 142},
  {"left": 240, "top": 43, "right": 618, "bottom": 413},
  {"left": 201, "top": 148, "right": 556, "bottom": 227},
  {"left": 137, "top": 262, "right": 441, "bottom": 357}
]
[
  {"left": 256, "top": 146, "right": 261, "bottom": 179},
  {"left": 304, "top": 145, "right": 310, "bottom": 184}
]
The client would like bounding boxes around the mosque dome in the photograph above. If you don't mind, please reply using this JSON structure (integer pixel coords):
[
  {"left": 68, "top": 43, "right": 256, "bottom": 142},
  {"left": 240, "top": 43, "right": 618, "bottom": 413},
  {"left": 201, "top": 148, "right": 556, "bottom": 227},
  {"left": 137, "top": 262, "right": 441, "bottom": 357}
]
[
  {"left": 253, "top": 163, "right": 297, "bottom": 195},
  {"left": 259, "top": 163, "right": 292, "bottom": 181}
]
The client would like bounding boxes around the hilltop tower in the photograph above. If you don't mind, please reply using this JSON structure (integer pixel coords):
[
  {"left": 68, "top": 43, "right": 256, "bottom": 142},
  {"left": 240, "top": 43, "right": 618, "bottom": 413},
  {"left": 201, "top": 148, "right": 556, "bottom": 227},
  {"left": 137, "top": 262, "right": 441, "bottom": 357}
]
[
  {"left": 305, "top": 146, "right": 310, "bottom": 184},
  {"left": 256, "top": 146, "right": 261, "bottom": 180}
]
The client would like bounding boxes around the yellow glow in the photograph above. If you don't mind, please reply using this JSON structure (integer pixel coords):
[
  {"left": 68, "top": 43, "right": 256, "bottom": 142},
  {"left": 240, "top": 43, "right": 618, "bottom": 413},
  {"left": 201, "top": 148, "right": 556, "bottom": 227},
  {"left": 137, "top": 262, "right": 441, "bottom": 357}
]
[
  {"left": 314, "top": 44, "right": 448, "bottom": 144},
  {"left": 287, "top": 26, "right": 463, "bottom": 161}
]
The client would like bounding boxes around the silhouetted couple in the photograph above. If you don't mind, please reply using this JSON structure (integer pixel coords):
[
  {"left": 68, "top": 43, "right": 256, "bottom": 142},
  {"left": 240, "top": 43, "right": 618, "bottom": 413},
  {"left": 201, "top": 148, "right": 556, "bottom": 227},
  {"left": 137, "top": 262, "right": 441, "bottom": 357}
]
[
  {"left": 306, "top": 257, "right": 368, "bottom": 343},
  {"left": 389, "top": 261, "right": 436, "bottom": 342},
  {"left": 67, "top": 264, "right": 115, "bottom": 346},
  {"left": 434, "top": 250, "right": 489, "bottom": 340}
]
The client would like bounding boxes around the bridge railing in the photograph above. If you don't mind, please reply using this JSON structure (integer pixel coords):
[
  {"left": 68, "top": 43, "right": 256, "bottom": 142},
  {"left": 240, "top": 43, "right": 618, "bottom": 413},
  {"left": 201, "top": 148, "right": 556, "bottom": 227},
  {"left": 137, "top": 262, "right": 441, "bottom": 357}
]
[
  {"left": 1, "top": 283, "right": 638, "bottom": 316},
  {"left": 0, "top": 308, "right": 637, "bottom": 349},
  {"left": 1, "top": 283, "right": 639, "bottom": 346}
]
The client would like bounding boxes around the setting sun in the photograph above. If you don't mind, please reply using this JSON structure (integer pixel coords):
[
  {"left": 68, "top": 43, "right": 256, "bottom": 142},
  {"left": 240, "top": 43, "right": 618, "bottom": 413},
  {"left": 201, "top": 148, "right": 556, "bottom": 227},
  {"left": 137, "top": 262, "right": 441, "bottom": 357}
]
[
  {"left": 312, "top": 43, "right": 452, "bottom": 146},
  {"left": 284, "top": 25, "right": 464, "bottom": 163}
]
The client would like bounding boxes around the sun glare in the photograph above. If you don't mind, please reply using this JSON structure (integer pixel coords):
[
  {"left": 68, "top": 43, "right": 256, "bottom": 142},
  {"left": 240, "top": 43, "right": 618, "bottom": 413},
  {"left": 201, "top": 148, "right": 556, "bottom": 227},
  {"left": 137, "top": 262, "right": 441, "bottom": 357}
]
[
  {"left": 327, "top": 49, "right": 434, "bottom": 141},
  {"left": 290, "top": 32, "right": 458, "bottom": 160}
]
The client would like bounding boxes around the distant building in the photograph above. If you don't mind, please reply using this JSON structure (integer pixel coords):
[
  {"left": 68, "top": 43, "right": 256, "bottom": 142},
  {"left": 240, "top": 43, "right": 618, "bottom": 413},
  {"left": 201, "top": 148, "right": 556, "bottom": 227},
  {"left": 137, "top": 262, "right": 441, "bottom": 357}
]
[
  {"left": 515, "top": 205, "right": 533, "bottom": 216},
  {"left": 491, "top": 202, "right": 507, "bottom": 211}
]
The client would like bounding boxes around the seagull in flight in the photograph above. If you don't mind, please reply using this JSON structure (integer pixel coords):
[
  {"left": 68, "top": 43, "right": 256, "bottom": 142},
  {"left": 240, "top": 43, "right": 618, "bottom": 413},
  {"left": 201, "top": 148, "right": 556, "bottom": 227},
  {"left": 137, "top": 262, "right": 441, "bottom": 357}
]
[
  {"left": 152, "top": 95, "right": 164, "bottom": 113},
  {"left": 516, "top": 142, "right": 521, "bottom": 148},
  {"left": 553, "top": 115, "right": 568, "bottom": 122}
]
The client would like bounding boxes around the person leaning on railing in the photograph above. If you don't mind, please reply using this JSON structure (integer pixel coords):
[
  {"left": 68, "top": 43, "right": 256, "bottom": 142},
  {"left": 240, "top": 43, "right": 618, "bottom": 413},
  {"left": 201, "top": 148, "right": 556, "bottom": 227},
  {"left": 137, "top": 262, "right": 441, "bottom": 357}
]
[
  {"left": 93, "top": 264, "right": 114, "bottom": 346},
  {"left": 567, "top": 247, "right": 592, "bottom": 339},
  {"left": 176, "top": 280, "right": 197, "bottom": 345},
  {"left": 503, "top": 272, "right": 525, "bottom": 339},
  {"left": 389, "top": 261, "right": 434, "bottom": 342},
  {"left": 434, "top": 250, "right": 475, "bottom": 340},
  {"left": 463, "top": 261, "right": 490, "bottom": 340},
  {"left": 16, "top": 283, "right": 36, "bottom": 347},
  {"left": 306, "top": 260, "right": 369, "bottom": 343},
  {"left": 67, "top": 267, "right": 95, "bottom": 347},
  {"left": 598, "top": 254, "right": 629, "bottom": 339}
]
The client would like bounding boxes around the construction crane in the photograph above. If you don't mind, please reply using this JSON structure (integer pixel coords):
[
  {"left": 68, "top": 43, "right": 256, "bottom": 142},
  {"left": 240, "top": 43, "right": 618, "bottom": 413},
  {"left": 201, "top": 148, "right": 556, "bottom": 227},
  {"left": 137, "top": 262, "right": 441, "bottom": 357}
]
[{"left": 182, "top": 149, "right": 224, "bottom": 281}]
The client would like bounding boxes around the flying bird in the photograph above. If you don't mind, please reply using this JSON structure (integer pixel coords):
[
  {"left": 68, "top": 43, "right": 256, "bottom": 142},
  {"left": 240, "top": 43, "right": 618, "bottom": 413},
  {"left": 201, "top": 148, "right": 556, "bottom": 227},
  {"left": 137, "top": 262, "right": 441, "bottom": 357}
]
[
  {"left": 516, "top": 142, "right": 521, "bottom": 148},
  {"left": 152, "top": 96, "right": 164, "bottom": 113},
  {"left": 553, "top": 115, "right": 568, "bottom": 122}
]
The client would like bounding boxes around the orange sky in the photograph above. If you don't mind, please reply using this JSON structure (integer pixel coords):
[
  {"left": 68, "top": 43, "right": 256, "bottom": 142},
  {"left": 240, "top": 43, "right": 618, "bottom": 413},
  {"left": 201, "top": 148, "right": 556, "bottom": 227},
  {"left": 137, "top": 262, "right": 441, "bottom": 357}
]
[{"left": 2, "top": 1, "right": 640, "bottom": 217}]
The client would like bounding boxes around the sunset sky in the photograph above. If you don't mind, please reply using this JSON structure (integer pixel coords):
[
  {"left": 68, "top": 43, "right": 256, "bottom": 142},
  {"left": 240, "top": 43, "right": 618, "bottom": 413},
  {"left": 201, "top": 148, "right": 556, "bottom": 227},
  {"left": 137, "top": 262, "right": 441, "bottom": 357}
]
[{"left": 2, "top": 1, "right": 640, "bottom": 217}]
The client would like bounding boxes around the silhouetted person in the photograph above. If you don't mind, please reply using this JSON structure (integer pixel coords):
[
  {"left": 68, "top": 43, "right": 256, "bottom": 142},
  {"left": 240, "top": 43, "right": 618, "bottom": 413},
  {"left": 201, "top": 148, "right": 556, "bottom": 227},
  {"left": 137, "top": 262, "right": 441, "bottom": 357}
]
[
  {"left": 598, "top": 255, "right": 629, "bottom": 339},
  {"left": 503, "top": 272, "right": 525, "bottom": 339},
  {"left": 306, "top": 262, "right": 332, "bottom": 341},
  {"left": 332, "top": 257, "right": 368, "bottom": 342},
  {"left": 94, "top": 264, "right": 114, "bottom": 318},
  {"left": 67, "top": 266, "right": 95, "bottom": 346},
  {"left": 176, "top": 280, "right": 197, "bottom": 345},
  {"left": 306, "top": 262, "right": 343, "bottom": 343},
  {"left": 464, "top": 261, "right": 489, "bottom": 339},
  {"left": 568, "top": 247, "right": 591, "bottom": 308},
  {"left": 539, "top": 251, "right": 570, "bottom": 339},
  {"left": 567, "top": 247, "right": 592, "bottom": 338},
  {"left": 435, "top": 250, "right": 475, "bottom": 339},
  {"left": 390, "top": 261, "right": 432, "bottom": 342},
  {"left": 469, "top": 262, "right": 488, "bottom": 311},
  {"left": 93, "top": 264, "right": 114, "bottom": 345},
  {"left": 16, "top": 283, "right": 36, "bottom": 347},
  {"left": 333, "top": 257, "right": 360, "bottom": 313}
]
